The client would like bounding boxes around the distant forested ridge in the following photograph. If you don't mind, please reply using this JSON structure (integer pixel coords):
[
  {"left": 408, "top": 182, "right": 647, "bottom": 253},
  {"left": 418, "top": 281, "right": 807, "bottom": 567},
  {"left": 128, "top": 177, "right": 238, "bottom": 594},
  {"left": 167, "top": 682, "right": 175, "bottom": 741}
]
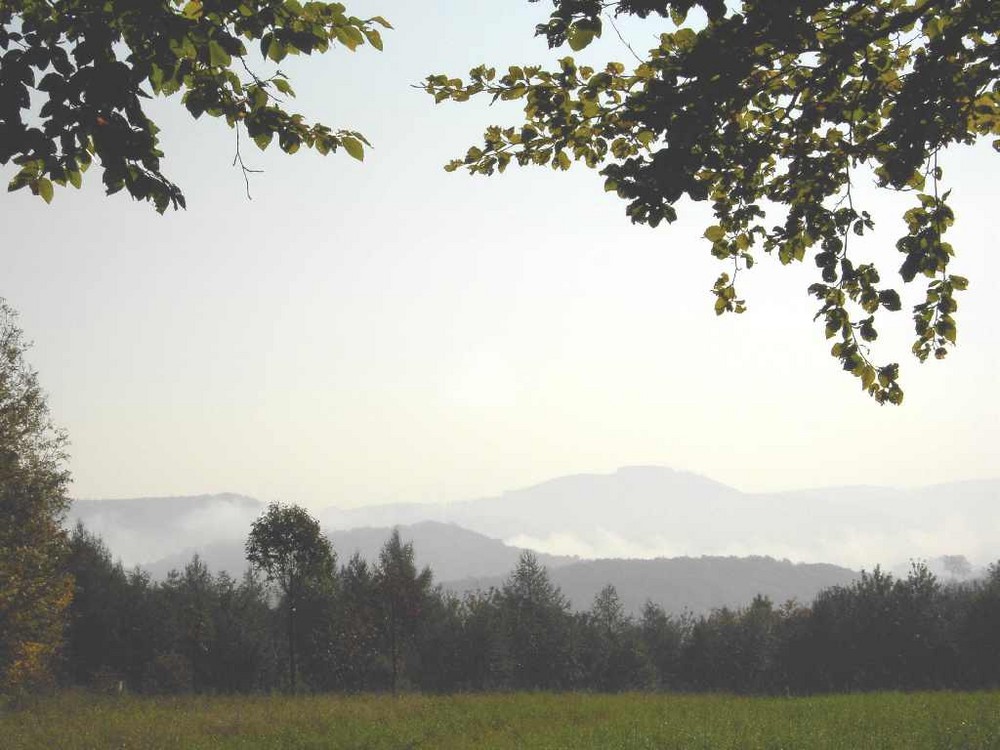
[{"left": 59, "top": 521, "right": 1000, "bottom": 696}]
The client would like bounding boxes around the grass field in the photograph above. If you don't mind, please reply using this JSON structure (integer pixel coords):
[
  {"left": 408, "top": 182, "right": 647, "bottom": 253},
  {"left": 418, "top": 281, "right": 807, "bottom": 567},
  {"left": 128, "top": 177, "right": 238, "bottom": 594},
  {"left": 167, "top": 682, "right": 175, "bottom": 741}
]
[{"left": 2, "top": 690, "right": 998, "bottom": 749}]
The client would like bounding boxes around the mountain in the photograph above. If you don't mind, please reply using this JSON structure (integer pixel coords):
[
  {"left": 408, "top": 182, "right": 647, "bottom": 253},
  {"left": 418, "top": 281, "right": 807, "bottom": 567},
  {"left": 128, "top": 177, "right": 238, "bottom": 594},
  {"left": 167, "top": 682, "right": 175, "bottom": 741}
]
[
  {"left": 321, "top": 467, "right": 1000, "bottom": 570},
  {"left": 69, "top": 467, "right": 1000, "bottom": 573},
  {"left": 444, "top": 555, "right": 859, "bottom": 616},
  {"left": 142, "top": 521, "right": 578, "bottom": 583},
  {"left": 318, "top": 466, "right": 742, "bottom": 554}
]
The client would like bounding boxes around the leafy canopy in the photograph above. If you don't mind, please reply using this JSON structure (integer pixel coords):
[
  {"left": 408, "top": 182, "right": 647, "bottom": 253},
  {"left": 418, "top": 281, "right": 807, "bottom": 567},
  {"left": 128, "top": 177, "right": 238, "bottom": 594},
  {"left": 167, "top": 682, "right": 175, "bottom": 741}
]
[
  {"left": 0, "top": 0, "right": 390, "bottom": 211},
  {"left": 245, "top": 501, "right": 334, "bottom": 598},
  {"left": 424, "top": 0, "right": 999, "bottom": 403},
  {"left": 0, "top": 299, "right": 73, "bottom": 693}
]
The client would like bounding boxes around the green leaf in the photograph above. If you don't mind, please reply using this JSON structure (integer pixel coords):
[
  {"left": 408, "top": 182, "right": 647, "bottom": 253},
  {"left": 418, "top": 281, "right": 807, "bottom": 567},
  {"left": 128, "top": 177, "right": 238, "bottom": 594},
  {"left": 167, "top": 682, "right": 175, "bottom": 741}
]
[
  {"left": 342, "top": 136, "right": 364, "bottom": 161},
  {"left": 334, "top": 25, "right": 365, "bottom": 50},
  {"left": 36, "top": 178, "right": 53, "bottom": 204},
  {"left": 936, "top": 319, "right": 957, "bottom": 344},
  {"left": 567, "top": 26, "right": 597, "bottom": 52},
  {"left": 208, "top": 40, "right": 231, "bottom": 67},
  {"left": 267, "top": 38, "right": 287, "bottom": 63},
  {"left": 253, "top": 131, "right": 273, "bottom": 150},
  {"left": 182, "top": 0, "right": 202, "bottom": 20},
  {"left": 363, "top": 28, "right": 383, "bottom": 51},
  {"left": 861, "top": 366, "right": 876, "bottom": 391},
  {"left": 906, "top": 171, "right": 926, "bottom": 190},
  {"left": 704, "top": 225, "right": 726, "bottom": 242}
]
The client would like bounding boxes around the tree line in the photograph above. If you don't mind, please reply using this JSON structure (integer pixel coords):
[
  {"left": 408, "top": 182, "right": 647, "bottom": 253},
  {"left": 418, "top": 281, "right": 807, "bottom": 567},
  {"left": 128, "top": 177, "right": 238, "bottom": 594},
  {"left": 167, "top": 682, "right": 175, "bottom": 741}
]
[{"left": 59, "top": 507, "right": 1000, "bottom": 696}]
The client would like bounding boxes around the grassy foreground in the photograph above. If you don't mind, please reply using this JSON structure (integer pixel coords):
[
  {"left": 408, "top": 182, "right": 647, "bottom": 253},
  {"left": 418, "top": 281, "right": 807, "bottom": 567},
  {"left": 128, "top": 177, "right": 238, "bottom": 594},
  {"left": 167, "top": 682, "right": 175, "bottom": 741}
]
[{"left": 2, "top": 690, "right": 998, "bottom": 749}]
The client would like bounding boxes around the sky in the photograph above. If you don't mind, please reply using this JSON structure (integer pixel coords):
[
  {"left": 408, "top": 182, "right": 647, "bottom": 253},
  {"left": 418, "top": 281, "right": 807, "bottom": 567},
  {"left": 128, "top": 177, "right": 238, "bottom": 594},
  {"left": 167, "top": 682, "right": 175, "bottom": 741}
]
[{"left": 3, "top": 1, "right": 998, "bottom": 511}]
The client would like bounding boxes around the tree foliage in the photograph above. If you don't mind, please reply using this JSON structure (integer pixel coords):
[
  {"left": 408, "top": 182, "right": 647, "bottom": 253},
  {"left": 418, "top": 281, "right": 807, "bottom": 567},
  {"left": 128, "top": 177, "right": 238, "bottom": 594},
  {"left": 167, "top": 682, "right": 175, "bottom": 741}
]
[
  {"left": 335, "top": 553, "right": 380, "bottom": 691},
  {"left": 375, "top": 529, "right": 432, "bottom": 693},
  {"left": 0, "top": 0, "right": 390, "bottom": 211},
  {"left": 582, "top": 584, "right": 654, "bottom": 690},
  {"left": 67, "top": 525, "right": 281, "bottom": 693},
  {"left": 0, "top": 299, "right": 73, "bottom": 693},
  {"left": 245, "top": 501, "right": 334, "bottom": 690},
  {"left": 497, "top": 551, "right": 576, "bottom": 689},
  {"left": 424, "top": 0, "right": 999, "bottom": 402}
]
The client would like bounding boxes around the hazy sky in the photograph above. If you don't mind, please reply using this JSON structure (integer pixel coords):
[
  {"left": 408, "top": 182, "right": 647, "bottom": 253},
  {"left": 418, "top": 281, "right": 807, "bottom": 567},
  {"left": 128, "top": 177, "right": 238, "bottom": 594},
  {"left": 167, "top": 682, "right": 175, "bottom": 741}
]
[{"left": 3, "top": 1, "right": 998, "bottom": 510}]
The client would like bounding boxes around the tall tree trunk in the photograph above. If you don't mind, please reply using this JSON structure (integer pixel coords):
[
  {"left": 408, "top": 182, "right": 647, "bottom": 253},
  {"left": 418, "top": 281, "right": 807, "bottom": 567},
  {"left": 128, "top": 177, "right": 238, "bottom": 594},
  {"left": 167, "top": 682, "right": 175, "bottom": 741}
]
[
  {"left": 390, "top": 599, "right": 398, "bottom": 694},
  {"left": 288, "top": 590, "right": 297, "bottom": 692}
]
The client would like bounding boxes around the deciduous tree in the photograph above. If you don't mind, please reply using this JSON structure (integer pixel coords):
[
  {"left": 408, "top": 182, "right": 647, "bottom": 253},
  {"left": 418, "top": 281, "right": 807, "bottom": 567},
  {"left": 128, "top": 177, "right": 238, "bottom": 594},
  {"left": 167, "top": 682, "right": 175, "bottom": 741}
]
[
  {"left": 245, "top": 501, "right": 334, "bottom": 691},
  {"left": 0, "top": 299, "right": 73, "bottom": 692},
  {"left": 425, "top": 0, "right": 999, "bottom": 402}
]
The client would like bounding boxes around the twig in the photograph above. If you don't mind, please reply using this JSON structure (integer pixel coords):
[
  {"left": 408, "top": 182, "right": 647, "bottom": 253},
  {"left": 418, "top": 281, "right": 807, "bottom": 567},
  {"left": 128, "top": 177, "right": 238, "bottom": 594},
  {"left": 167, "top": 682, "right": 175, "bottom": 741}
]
[
  {"left": 604, "top": 13, "right": 644, "bottom": 65},
  {"left": 232, "top": 124, "right": 263, "bottom": 200}
]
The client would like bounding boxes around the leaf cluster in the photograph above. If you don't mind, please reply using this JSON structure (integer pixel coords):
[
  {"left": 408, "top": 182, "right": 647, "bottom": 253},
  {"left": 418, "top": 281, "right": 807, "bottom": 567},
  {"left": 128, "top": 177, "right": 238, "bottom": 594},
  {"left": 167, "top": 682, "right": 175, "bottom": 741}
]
[
  {"left": 425, "top": 0, "right": 999, "bottom": 402},
  {"left": 245, "top": 502, "right": 334, "bottom": 597},
  {"left": 0, "top": 0, "right": 390, "bottom": 210}
]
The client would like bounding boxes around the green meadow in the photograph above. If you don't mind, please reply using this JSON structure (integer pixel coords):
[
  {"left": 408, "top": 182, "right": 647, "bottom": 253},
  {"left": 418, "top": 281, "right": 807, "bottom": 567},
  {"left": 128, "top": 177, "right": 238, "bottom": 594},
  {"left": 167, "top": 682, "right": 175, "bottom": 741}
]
[{"left": 3, "top": 691, "right": 998, "bottom": 749}]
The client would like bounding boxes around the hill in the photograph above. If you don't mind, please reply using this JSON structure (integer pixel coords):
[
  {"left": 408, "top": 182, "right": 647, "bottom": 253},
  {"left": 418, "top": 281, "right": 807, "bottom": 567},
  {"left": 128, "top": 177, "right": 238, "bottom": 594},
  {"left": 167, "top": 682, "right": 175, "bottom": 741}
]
[
  {"left": 444, "top": 555, "right": 859, "bottom": 615},
  {"left": 143, "top": 521, "right": 577, "bottom": 583}
]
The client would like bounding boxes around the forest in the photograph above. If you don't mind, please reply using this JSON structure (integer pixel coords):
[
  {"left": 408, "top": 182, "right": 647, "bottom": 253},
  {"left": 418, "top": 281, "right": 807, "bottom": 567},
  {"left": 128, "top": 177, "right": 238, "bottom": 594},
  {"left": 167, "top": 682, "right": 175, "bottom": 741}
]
[{"left": 60, "top": 514, "right": 1000, "bottom": 697}]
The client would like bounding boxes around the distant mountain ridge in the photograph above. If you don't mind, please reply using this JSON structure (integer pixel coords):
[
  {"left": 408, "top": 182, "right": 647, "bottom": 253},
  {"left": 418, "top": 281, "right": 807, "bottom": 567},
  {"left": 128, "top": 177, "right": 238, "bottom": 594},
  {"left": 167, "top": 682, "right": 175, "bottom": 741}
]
[
  {"left": 69, "top": 466, "right": 999, "bottom": 574},
  {"left": 321, "top": 467, "right": 999, "bottom": 569}
]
